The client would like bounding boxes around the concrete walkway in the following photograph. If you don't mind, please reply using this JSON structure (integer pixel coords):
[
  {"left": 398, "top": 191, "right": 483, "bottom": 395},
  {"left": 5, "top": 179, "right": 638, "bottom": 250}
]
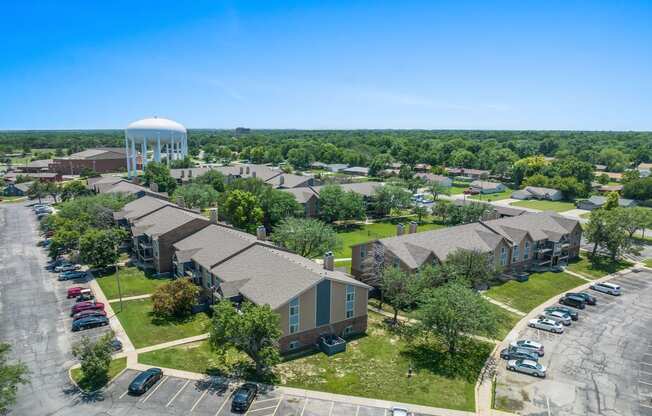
[
  {"left": 135, "top": 333, "right": 209, "bottom": 354},
  {"left": 474, "top": 264, "right": 647, "bottom": 416},
  {"left": 563, "top": 268, "right": 593, "bottom": 282},
  {"left": 480, "top": 295, "right": 526, "bottom": 317},
  {"left": 107, "top": 293, "right": 151, "bottom": 303}
]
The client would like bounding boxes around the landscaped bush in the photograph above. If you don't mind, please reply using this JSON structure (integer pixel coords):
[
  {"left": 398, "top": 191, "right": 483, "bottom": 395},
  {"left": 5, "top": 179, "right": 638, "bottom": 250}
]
[{"left": 151, "top": 278, "right": 200, "bottom": 318}]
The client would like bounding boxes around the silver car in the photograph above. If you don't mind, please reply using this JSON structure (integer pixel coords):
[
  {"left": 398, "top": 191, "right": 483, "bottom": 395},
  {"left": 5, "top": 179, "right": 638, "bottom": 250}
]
[
  {"left": 539, "top": 310, "right": 571, "bottom": 326},
  {"left": 590, "top": 282, "right": 621, "bottom": 296},
  {"left": 510, "top": 340, "right": 544, "bottom": 357},
  {"left": 507, "top": 359, "right": 546, "bottom": 378},
  {"left": 528, "top": 318, "right": 564, "bottom": 333}
]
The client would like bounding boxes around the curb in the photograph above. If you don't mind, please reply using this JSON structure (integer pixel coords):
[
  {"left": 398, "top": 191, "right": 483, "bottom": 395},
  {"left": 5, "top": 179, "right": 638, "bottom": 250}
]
[{"left": 67, "top": 364, "right": 129, "bottom": 395}]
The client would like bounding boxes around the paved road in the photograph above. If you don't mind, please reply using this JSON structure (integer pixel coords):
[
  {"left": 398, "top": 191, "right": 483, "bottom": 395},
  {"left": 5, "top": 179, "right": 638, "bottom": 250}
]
[{"left": 494, "top": 270, "right": 652, "bottom": 416}]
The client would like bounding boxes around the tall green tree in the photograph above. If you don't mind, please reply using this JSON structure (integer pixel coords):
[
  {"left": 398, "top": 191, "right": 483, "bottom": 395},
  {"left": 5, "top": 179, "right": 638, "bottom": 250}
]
[
  {"left": 172, "top": 183, "right": 220, "bottom": 209},
  {"left": 444, "top": 248, "right": 500, "bottom": 289},
  {"left": 418, "top": 283, "right": 497, "bottom": 353},
  {"left": 209, "top": 301, "right": 282, "bottom": 378},
  {"left": 72, "top": 334, "right": 114, "bottom": 391},
  {"left": 222, "top": 190, "right": 264, "bottom": 233},
  {"left": 271, "top": 218, "right": 341, "bottom": 258},
  {"left": 143, "top": 161, "right": 176, "bottom": 193},
  {"left": 372, "top": 185, "right": 412, "bottom": 216},
  {"left": 79, "top": 227, "right": 128, "bottom": 269},
  {"left": 151, "top": 278, "right": 200, "bottom": 318},
  {"left": 319, "top": 185, "right": 365, "bottom": 223},
  {"left": 0, "top": 343, "right": 29, "bottom": 413},
  {"left": 379, "top": 267, "right": 418, "bottom": 324}
]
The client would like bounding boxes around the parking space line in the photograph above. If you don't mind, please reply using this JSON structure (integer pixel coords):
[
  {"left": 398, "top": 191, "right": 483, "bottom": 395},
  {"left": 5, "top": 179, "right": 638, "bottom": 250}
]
[
  {"left": 641, "top": 403, "right": 652, "bottom": 410},
  {"left": 642, "top": 362, "right": 652, "bottom": 367},
  {"left": 190, "top": 389, "right": 208, "bottom": 412},
  {"left": 328, "top": 401, "right": 334, "bottom": 416},
  {"left": 141, "top": 376, "right": 168, "bottom": 403},
  {"left": 166, "top": 379, "right": 190, "bottom": 407},
  {"left": 641, "top": 370, "right": 652, "bottom": 376},
  {"left": 247, "top": 405, "right": 278, "bottom": 414},
  {"left": 119, "top": 390, "right": 129, "bottom": 399},
  {"left": 639, "top": 380, "right": 652, "bottom": 386},
  {"left": 253, "top": 398, "right": 280, "bottom": 405},
  {"left": 355, "top": 405, "right": 360, "bottom": 416},
  {"left": 300, "top": 398, "right": 308, "bottom": 416},
  {"left": 271, "top": 395, "right": 283, "bottom": 416},
  {"left": 214, "top": 389, "right": 233, "bottom": 416}
]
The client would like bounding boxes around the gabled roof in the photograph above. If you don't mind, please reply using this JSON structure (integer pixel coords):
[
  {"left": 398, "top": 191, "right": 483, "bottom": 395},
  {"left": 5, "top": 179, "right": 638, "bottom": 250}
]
[
  {"left": 210, "top": 244, "right": 368, "bottom": 309},
  {"left": 483, "top": 212, "right": 579, "bottom": 243},
  {"left": 523, "top": 186, "right": 560, "bottom": 197},
  {"left": 131, "top": 205, "right": 208, "bottom": 237},
  {"left": 173, "top": 223, "right": 258, "bottom": 268},
  {"left": 313, "top": 181, "right": 383, "bottom": 198},
  {"left": 470, "top": 180, "right": 503, "bottom": 190},
  {"left": 584, "top": 195, "right": 636, "bottom": 207},
  {"left": 26, "top": 159, "right": 52, "bottom": 169},
  {"left": 14, "top": 181, "right": 34, "bottom": 193},
  {"left": 114, "top": 195, "right": 172, "bottom": 221},
  {"left": 280, "top": 187, "right": 319, "bottom": 204}
]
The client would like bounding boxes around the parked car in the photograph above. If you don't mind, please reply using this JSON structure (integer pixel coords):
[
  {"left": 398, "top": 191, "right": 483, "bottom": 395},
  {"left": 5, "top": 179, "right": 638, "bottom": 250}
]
[
  {"left": 507, "top": 359, "right": 546, "bottom": 378},
  {"left": 568, "top": 292, "right": 597, "bottom": 305},
  {"left": 231, "top": 383, "right": 258, "bottom": 412},
  {"left": 71, "top": 301, "right": 104, "bottom": 316},
  {"left": 391, "top": 407, "right": 410, "bottom": 416},
  {"left": 58, "top": 270, "right": 86, "bottom": 281},
  {"left": 510, "top": 340, "right": 544, "bottom": 357},
  {"left": 67, "top": 286, "right": 86, "bottom": 298},
  {"left": 128, "top": 368, "right": 163, "bottom": 396},
  {"left": 463, "top": 188, "right": 480, "bottom": 195},
  {"left": 71, "top": 315, "right": 109, "bottom": 332},
  {"left": 72, "top": 309, "right": 107, "bottom": 320},
  {"left": 590, "top": 282, "right": 621, "bottom": 296},
  {"left": 76, "top": 292, "right": 95, "bottom": 302},
  {"left": 514, "top": 272, "right": 529, "bottom": 282},
  {"left": 559, "top": 294, "right": 586, "bottom": 309},
  {"left": 528, "top": 318, "right": 564, "bottom": 333},
  {"left": 111, "top": 338, "right": 123, "bottom": 352},
  {"left": 55, "top": 263, "right": 81, "bottom": 273},
  {"left": 539, "top": 310, "right": 571, "bottom": 326},
  {"left": 544, "top": 306, "right": 578, "bottom": 321},
  {"left": 500, "top": 347, "right": 540, "bottom": 361}
]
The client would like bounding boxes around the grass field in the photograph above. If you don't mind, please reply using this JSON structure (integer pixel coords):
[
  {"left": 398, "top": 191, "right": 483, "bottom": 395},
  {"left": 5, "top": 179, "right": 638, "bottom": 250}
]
[
  {"left": 95, "top": 266, "right": 172, "bottom": 299},
  {"left": 0, "top": 196, "right": 27, "bottom": 203},
  {"left": 646, "top": 259, "right": 652, "bottom": 268},
  {"left": 112, "top": 298, "right": 211, "bottom": 348},
  {"left": 566, "top": 255, "right": 632, "bottom": 279},
  {"left": 71, "top": 357, "right": 127, "bottom": 392},
  {"left": 485, "top": 271, "right": 586, "bottom": 313},
  {"left": 486, "top": 302, "right": 522, "bottom": 339},
  {"left": 468, "top": 188, "right": 514, "bottom": 202},
  {"left": 334, "top": 219, "right": 444, "bottom": 259},
  {"left": 510, "top": 200, "right": 575, "bottom": 212},
  {"left": 141, "top": 312, "right": 492, "bottom": 411}
]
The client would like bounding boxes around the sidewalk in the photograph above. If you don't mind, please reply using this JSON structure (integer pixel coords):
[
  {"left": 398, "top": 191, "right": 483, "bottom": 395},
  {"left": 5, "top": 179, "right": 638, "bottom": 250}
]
[
  {"left": 107, "top": 293, "right": 151, "bottom": 303},
  {"left": 480, "top": 295, "right": 526, "bottom": 317}
]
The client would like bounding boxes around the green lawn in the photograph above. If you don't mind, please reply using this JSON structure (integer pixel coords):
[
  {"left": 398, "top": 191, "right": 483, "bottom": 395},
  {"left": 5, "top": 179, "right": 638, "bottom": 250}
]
[
  {"left": 334, "top": 220, "right": 445, "bottom": 259},
  {"left": 486, "top": 303, "right": 522, "bottom": 340},
  {"left": 448, "top": 185, "right": 469, "bottom": 195},
  {"left": 95, "top": 266, "right": 172, "bottom": 299},
  {"left": 112, "top": 298, "right": 211, "bottom": 348},
  {"left": 71, "top": 357, "right": 127, "bottom": 392},
  {"left": 141, "top": 313, "right": 492, "bottom": 411},
  {"left": 485, "top": 271, "right": 587, "bottom": 313},
  {"left": 566, "top": 255, "right": 632, "bottom": 279},
  {"left": 334, "top": 259, "right": 351, "bottom": 273},
  {"left": 510, "top": 200, "right": 576, "bottom": 212},
  {"left": 468, "top": 188, "right": 514, "bottom": 202},
  {"left": 644, "top": 259, "right": 652, "bottom": 268},
  {"left": 0, "top": 196, "right": 26, "bottom": 203}
]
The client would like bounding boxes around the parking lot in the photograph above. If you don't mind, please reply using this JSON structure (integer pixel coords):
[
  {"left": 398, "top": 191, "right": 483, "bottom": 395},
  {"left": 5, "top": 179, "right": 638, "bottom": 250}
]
[
  {"left": 103, "top": 369, "right": 425, "bottom": 416},
  {"left": 494, "top": 270, "right": 652, "bottom": 416}
]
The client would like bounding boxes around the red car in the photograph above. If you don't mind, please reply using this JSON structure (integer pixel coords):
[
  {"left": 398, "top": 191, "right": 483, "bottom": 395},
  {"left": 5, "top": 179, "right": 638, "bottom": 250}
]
[
  {"left": 71, "top": 301, "right": 104, "bottom": 317},
  {"left": 72, "top": 309, "right": 107, "bottom": 320},
  {"left": 463, "top": 188, "right": 480, "bottom": 195},
  {"left": 67, "top": 287, "right": 86, "bottom": 299}
]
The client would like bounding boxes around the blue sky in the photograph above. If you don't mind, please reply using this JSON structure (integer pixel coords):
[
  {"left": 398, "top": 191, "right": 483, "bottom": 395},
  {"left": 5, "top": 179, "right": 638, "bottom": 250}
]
[{"left": 1, "top": 1, "right": 650, "bottom": 130}]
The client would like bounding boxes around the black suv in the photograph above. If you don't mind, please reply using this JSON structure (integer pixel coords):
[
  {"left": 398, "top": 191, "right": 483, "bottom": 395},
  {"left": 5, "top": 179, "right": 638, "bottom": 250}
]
[
  {"left": 559, "top": 294, "right": 586, "bottom": 309},
  {"left": 231, "top": 383, "right": 258, "bottom": 412},
  {"left": 568, "top": 292, "right": 597, "bottom": 305}
]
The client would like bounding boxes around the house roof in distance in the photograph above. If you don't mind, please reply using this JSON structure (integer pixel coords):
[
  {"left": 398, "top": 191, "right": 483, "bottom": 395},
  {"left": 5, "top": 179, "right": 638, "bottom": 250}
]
[
  {"left": 131, "top": 205, "right": 208, "bottom": 237},
  {"left": 61, "top": 148, "right": 126, "bottom": 160},
  {"left": 114, "top": 195, "right": 173, "bottom": 221},
  {"left": 173, "top": 223, "right": 259, "bottom": 268}
]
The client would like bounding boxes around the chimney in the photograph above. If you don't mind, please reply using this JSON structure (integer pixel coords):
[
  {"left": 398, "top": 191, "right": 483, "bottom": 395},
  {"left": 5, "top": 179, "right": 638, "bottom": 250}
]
[
  {"left": 252, "top": 171, "right": 256, "bottom": 178},
  {"left": 176, "top": 195, "right": 185, "bottom": 208},
  {"left": 256, "top": 225, "right": 267, "bottom": 241},
  {"left": 180, "top": 170, "right": 185, "bottom": 179},
  {"left": 245, "top": 166, "right": 250, "bottom": 175},
  {"left": 209, "top": 208, "right": 218, "bottom": 224},
  {"left": 239, "top": 166, "right": 244, "bottom": 175},
  {"left": 409, "top": 221, "right": 418, "bottom": 234},
  {"left": 278, "top": 175, "right": 285, "bottom": 186},
  {"left": 396, "top": 223, "right": 405, "bottom": 236},
  {"left": 149, "top": 182, "right": 159, "bottom": 192},
  {"left": 323, "top": 251, "right": 335, "bottom": 271},
  {"left": 188, "top": 169, "right": 193, "bottom": 178}
]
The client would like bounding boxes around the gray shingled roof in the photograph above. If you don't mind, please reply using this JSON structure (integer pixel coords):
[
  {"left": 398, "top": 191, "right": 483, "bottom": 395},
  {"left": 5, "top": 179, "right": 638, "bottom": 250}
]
[
  {"left": 585, "top": 195, "right": 636, "bottom": 207},
  {"left": 211, "top": 244, "right": 368, "bottom": 309},
  {"left": 482, "top": 212, "right": 579, "bottom": 243},
  {"left": 131, "top": 205, "right": 208, "bottom": 237},
  {"left": 173, "top": 223, "right": 258, "bottom": 268},
  {"left": 313, "top": 181, "right": 383, "bottom": 198},
  {"left": 65, "top": 148, "right": 125, "bottom": 160},
  {"left": 114, "top": 195, "right": 172, "bottom": 221},
  {"left": 280, "top": 187, "right": 319, "bottom": 204}
]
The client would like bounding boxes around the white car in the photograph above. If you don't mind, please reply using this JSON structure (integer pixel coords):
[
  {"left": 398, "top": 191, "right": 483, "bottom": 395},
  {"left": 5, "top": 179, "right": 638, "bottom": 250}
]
[
  {"left": 391, "top": 407, "right": 410, "bottom": 416},
  {"left": 528, "top": 318, "right": 564, "bottom": 333},
  {"left": 590, "top": 282, "right": 621, "bottom": 296},
  {"left": 539, "top": 310, "right": 571, "bottom": 326},
  {"left": 507, "top": 359, "right": 547, "bottom": 378}
]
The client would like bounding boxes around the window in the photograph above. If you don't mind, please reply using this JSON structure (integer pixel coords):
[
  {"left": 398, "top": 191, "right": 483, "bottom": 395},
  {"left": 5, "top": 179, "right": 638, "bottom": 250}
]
[
  {"left": 343, "top": 325, "right": 353, "bottom": 336},
  {"left": 289, "top": 297, "right": 300, "bottom": 334},
  {"left": 345, "top": 285, "right": 355, "bottom": 319},
  {"left": 500, "top": 247, "right": 508, "bottom": 266},
  {"left": 524, "top": 242, "right": 530, "bottom": 260},
  {"left": 512, "top": 245, "right": 519, "bottom": 262},
  {"left": 360, "top": 245, "right": 366, "bottom": 259},
  {"left": 288, "top": 340, "right": 300, "bottom": 350}
]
